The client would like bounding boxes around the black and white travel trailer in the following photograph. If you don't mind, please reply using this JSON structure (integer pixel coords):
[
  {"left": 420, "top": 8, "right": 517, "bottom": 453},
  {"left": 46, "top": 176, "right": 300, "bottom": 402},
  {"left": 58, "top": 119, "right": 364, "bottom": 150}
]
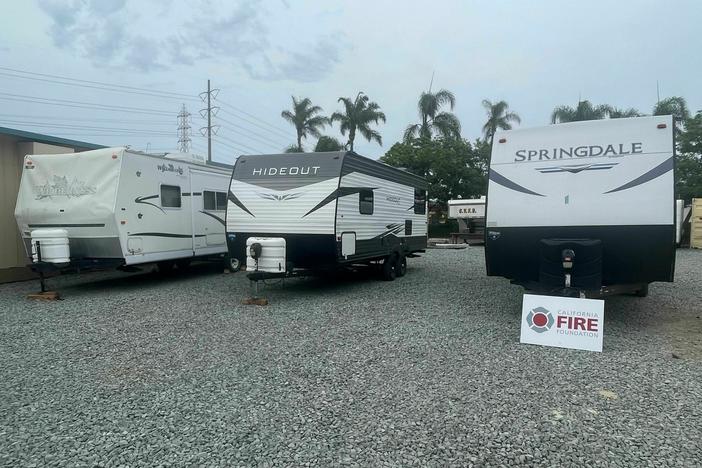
[
  {"left": 14, "top": 147, "right": 235, "bottom": 275},
  {"left": 225, "top": 151, "right": 428, "bottom": 280},
  {"left": 485, "top": 115, "right": 675, "bottom": 297}
]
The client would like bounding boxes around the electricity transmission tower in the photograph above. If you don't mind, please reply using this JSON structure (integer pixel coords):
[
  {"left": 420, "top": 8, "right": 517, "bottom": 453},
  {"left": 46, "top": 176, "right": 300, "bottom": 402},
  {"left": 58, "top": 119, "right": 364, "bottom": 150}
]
[
  {"left": 199, "top": 80, "right": 220, "bottom": 162},
  {"left": 177, "top": 104, "right": 192, "bottom": 153}
]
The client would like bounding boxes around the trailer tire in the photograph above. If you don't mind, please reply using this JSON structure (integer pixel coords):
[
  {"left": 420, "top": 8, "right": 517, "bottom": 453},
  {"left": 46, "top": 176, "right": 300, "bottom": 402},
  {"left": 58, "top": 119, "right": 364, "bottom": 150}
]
[
  {"left": 635, "top": 284, "right": 649, "bottom": 297},
  {"left": 175, "top": 258, "right": 191, "bottom": 270},
  {"left": 382, "top": 254, "right": 397, "bottom": 281},
  {"left": 226, "top": 255, "right": 241, "bottom": 272},
  {"left": 395, "top": 254, "right": 407, "bottom": 277},
  {"left": 156, "top": 261, "right": 175, "bottom": 275}
]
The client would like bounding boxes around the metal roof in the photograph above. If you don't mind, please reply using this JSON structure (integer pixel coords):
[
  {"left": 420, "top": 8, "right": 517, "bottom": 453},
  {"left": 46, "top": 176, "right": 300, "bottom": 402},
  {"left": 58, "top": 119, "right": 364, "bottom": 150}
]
[{"left": 0, "top": 126, "right": 105, "bottom": 150}]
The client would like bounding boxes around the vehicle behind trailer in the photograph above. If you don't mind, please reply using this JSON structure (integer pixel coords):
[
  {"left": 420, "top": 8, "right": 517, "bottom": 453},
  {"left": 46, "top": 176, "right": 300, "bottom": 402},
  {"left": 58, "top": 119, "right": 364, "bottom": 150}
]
[
  {"left": 225, "top": 151, "right": 428, "bottom": 281},
  {"left": 14, "top": 147, "right": 235, "bottom": 275},
  {"left": 484, "top": 116, "right": 675, "bottom": 297}
]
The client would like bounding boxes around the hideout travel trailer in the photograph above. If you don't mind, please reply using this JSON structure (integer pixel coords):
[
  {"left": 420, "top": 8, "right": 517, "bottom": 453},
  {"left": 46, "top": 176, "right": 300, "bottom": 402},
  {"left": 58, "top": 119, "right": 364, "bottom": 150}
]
[
  {"left": 14, "top": 147, "right": 236, "bottom": 277},
  {"left": 225, "top": 151, "right": 428, "bottom": 281},
  {"left": 484, "top": 115, "right": 675, "bottom": 297}
]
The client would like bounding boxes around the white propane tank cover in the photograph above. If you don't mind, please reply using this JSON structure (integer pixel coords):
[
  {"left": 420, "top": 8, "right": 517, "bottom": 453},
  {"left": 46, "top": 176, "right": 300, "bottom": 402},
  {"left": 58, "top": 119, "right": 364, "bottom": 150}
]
[
  {"left": 30, "top": 229, "right": 70, "bottom": 264},
  {"left": 246, "top": 237, "right": 286, "bottom": 273}
]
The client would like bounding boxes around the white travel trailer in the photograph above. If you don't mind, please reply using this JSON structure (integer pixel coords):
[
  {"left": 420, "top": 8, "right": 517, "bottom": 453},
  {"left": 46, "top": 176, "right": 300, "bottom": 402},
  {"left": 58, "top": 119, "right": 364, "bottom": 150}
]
[
  {"left": 14, "top": 147, "right": 234, "bottom": 274},
  {"left": 485, "top": 115, "right": 675, "bottom": 297},
  {"left": 226, "top": 151, "right": 428, "bottom": 280}
]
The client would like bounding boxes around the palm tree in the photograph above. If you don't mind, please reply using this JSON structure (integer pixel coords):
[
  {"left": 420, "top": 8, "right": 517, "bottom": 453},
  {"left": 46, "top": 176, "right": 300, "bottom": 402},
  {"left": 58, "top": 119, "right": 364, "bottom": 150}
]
[
  {"left": 331, "top": 92, "right": 386, "bottom": 151},
  {"left": 281, "top": 96, "right": 329, "bottom": 151},
  {"left": 403, "top": 89, "right": 461, "bottom": 141},
  {"left": 481, "top": 99, "right": 521, "bottom": 144},
  {"left": 551, "top": 100, "right": 613, "bottom": 124},
  {"left": 314, "top": 136, "right": 343, "bottom": 152},
  {"left": 283, "top": 144, "right": 302, "bottom": 153},
  {"left": 608, "top": 107, "right": 642, "bottom": 119},
  {"left": 653, "top": 97, "right": 690, "bottom": 132}
]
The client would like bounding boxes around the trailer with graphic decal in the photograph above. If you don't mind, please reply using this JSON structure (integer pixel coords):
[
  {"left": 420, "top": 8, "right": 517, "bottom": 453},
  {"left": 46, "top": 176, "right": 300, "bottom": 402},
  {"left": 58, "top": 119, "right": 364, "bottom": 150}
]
[
  {"left": 14, "top": 147, "right": 235, "bottom": 276},
  {"left": 225, "top": 151, "right": 428, "bottom": 281},
  {"left": 485, "top": 115, "right": 675, "bottom": 297}
]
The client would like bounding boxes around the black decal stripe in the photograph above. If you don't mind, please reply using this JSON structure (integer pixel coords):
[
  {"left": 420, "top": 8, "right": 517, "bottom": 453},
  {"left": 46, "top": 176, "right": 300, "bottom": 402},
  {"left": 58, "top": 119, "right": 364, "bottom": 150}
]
[
  {"left": 604, "top": 157, "right": 674, "bottom": 194},
  {"left": 228, "top": 191, "right": 255, "bottom": 217},
  {"left": 28, "top": 223, "right": 105, "bottom": 228},
  {"left": 303, "top": 187, "right": 377, "bottom": 218},
  {"left": 129, "top": 233, "right": 206, "bottom": 238},
  {"left": 135, "top": 195, "right": 165, "bottom": 213},
  {"left": 489, "top": 169, "right": 544, "bottom": 197},
  {"left": 199, "top": 210, "right": 226, "bottom": 226}
]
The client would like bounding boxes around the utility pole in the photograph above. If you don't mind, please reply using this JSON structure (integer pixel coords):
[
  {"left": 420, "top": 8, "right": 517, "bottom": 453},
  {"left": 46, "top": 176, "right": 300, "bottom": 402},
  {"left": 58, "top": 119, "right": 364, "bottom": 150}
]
[
  {"left": 199, "top": 80, "right": 220, "bottom": 162},
  {"left": 177, "top": 104, "right": 192, "bottom": 153}
]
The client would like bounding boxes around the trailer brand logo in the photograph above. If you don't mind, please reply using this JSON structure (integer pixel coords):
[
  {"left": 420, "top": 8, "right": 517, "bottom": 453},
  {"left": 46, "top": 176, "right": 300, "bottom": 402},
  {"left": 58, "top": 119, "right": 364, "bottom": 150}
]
[
  {"left": 34, "top": 175, "right": 96, "bottom": 199},
  {"left": 386, "top": 195, "right": 401, "bottom": 204},
  {"left": 252, "top": 166, "right": 321, "bottom": 176},
  {"left": 157, "top": 163, "right": 184, "bottom": 175},
  {"left": 535, "top": 162, "right": 619, "bottom": 174},
  {"left": 515, "top": 143, "right": 642, "bottom": 162},
  {"left": 458, "top": 207, "right": 479, "bottom": 214},
  {"left": 257, "top": 192, "right": 303, "bottom": 201},
  {"left": 526, "top": 307, "right": 554, "bottom": 333}
]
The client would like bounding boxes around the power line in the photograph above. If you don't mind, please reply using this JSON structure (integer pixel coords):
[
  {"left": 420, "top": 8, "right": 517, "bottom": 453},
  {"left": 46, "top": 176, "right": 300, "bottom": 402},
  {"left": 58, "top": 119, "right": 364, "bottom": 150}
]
[
  {"left": 0, "top": 113, "right": 174, "bottom": 125},
  {"left": 0, "top": 93, "right": 174, "bottom": 115},
  {"left": 213, "top": 134, "right": 266, "bottom": 154},
  {"left": 0, "top": 66, "right": 198, "bottom": 100},
  {"left": 218, "top": 101, "right": 295, "bottom": 139},
  {"left": 216, "top": 115, "right": 285, "bottom": 151},
  {"left": 0, "top": 119, "right": 174, "bottom": 135},
  {"left": 216, "top": 114, "right": 290, "bottom": 146}
]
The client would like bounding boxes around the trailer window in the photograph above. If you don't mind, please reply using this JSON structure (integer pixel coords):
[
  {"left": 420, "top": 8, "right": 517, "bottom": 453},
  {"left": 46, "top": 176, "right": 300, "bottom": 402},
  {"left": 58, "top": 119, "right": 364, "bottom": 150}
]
[
  {"left": 204, "top": 191, "right": 228, "bottom": 211},
  {"left": 414, "top": 188, "right": 426, "bottom": 215},
  {"left": 359, "top": 190, "right": 374, "bottom": 215},
  {"left": 161, "top": 185, "right": 181, "bottom": 208}
]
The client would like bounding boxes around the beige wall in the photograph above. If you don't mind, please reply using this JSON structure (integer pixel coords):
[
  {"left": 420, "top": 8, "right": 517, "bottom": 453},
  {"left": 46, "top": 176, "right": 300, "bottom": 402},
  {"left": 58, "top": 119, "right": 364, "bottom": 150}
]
[{"left": 0, "top": 137, "right": 76, "bottom": 281}]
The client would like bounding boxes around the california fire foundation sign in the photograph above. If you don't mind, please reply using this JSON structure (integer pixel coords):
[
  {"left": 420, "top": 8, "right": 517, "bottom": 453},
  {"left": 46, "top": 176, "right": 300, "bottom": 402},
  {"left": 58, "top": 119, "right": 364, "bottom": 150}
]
[{"left": 520, "top": 294, "right": 604, "bottom": 352}]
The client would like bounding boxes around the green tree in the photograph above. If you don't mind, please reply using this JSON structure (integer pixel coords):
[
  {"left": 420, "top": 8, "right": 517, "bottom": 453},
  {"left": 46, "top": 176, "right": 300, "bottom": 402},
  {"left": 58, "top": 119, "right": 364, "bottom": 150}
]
[
  {"left": 331, "top": 92, "right": 386, "bottom": 151},
  {"left": 281, "top": 96, "right": 330, "bottom": 151},
  {"left": 283, "top": 144, "right": 302, "bottom": 153},
  {"left": 314, "top": 136, "right": 343, "bottom": 152},
  {"left": 609, "top": 107, "right": 642, "bottom": 118},
  {"left": 481, "top": 99, "right": 521, "bottom": 144},
  {"left": 677, "top": 111, "right": 702, "bottom": 202},
  {"left": 653, "top": 96, "right": 690, "bottom": 121},
  {"left": 654, "top": 96, "right": 690, "bottom": 134},
  {"left": 403, "top": 89, "right": 461, "bottom": 141},
  {"left": 380, "top": 137, "right": 488, "bottom": 206},
  {"left": 551, "top": 100, "right": 613, "bottom": 123}
]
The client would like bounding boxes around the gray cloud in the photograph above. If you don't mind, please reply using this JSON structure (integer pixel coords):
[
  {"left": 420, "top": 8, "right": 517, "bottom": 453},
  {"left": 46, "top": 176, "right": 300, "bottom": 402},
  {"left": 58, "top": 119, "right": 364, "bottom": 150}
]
[{"left": 36, "top": 0, "right": 343, "bottom": 81}]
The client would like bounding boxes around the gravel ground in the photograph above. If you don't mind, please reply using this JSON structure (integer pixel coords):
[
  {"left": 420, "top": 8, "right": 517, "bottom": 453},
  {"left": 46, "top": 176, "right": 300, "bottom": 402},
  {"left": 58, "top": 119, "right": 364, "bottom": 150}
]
[{"left": 1, "top": 248, "right": 701, "bottom": 467}]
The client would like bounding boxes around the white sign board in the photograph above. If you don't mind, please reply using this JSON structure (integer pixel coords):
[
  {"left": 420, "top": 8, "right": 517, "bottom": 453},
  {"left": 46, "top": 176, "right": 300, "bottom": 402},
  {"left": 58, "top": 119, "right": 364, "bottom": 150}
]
[{"left": 520, "top": 294, "right": 604, "bottom": 352}]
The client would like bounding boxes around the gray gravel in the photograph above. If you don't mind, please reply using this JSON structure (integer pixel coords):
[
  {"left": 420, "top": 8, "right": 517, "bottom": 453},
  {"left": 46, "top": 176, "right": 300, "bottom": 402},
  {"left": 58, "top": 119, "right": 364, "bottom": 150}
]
[{"left": 1, "top": 248, "right": 701, "bottom": 467}]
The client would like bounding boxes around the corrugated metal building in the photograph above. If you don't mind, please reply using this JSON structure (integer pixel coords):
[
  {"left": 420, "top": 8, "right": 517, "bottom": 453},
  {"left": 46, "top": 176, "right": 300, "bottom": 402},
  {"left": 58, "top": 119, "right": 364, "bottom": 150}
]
[{"left": 0, "top": 127, "right": 103, "bottom": 283}]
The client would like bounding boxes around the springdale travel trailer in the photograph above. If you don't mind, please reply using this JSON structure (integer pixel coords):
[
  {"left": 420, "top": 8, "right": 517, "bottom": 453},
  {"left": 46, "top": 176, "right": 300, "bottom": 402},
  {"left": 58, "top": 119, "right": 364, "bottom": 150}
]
[
  {"left": 485, "top": 115, "right": 675, "bottom": 297},
  {"left": 226, "top": 151, "right": 428, "bottom": 281},
  {"left": 14, "top": 147, "right": 235, "bottom": 275}
]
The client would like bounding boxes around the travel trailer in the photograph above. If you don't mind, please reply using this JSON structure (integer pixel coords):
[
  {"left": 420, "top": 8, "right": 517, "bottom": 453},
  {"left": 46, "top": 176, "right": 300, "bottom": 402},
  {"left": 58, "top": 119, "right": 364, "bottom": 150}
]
[
  {"left": 14, "top": 147, "right": 235, "bottom": 274},
  {"left": 225, "top": 151, "right": 428, "bottom": 280},
  {"left": 485, "top": 115, "right": 675, "bottom": 297}
]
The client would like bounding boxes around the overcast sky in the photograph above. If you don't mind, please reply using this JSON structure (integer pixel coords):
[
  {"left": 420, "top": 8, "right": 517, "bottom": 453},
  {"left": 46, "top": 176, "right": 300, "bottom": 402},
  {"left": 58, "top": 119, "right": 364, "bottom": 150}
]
[{"left": 1, "top": 0, "right": 700, "bottom": 164}]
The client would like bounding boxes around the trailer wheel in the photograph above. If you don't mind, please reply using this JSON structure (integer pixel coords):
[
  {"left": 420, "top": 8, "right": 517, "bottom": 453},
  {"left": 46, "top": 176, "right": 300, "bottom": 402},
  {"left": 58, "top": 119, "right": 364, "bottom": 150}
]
[
  {"left": 381, "top": 254, "right": 397, "bottom": 281},
  {"left": 156, "top": 261, "right": 175, "bottom": 274},
  {"left": 226, "top": 255, "right": 241, "bottom": 272},
  {"left": 395, "top": 254, "right": 407, "bottom": 277},
  {"left": 635, "top": 284, "right": 649, "bottom": 297},
  {"left": 175, "top": 258, "right": 191, "bottom": 270}
]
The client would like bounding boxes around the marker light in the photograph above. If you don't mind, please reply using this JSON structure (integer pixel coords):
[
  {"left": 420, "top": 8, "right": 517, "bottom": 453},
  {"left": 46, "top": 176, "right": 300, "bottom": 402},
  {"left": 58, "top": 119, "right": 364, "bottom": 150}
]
[
  {"left": 657, "top": 123, "right": 667, "bottom": 129},
  {"left": 498, "top": 138, "right": 507, "bottom": 143}
]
